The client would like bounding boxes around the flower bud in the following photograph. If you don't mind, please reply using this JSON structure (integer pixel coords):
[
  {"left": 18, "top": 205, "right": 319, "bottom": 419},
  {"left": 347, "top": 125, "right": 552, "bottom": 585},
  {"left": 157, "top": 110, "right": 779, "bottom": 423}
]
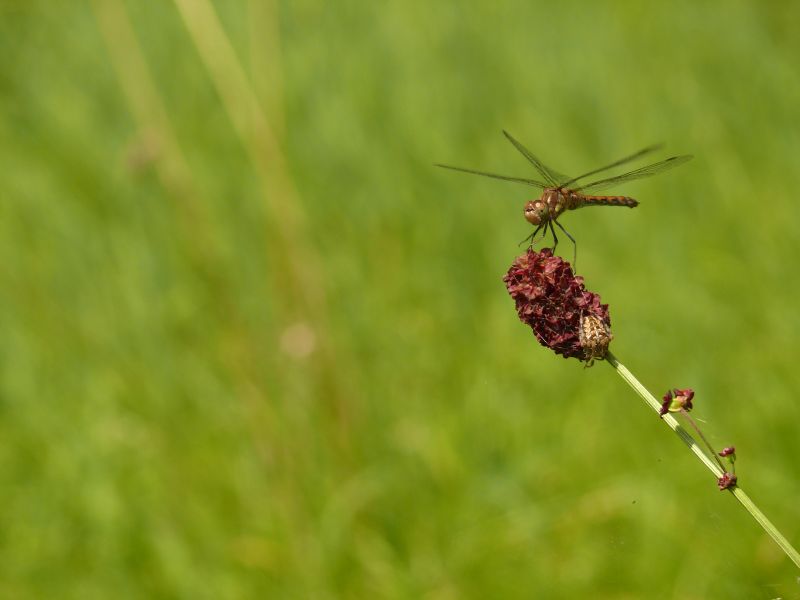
[
  {"left": 717, "top": 472, "right": 737, "bottom": 490},
  {"left": 660, "top": 388, "right": 695, "bottom": 415}
]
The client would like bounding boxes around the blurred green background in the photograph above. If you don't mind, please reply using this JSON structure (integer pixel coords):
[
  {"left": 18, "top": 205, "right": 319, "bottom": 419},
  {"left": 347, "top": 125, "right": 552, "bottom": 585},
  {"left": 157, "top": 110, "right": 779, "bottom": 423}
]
[{"left": 1, "top": 1, "right": 799, "bottom": 598}]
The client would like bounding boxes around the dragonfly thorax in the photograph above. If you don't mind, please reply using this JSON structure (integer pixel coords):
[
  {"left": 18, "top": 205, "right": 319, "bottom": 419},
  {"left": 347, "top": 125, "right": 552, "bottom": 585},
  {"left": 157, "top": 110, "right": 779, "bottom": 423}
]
[{"left": 524, "top": 188, "right": 567, "bottom": 225}]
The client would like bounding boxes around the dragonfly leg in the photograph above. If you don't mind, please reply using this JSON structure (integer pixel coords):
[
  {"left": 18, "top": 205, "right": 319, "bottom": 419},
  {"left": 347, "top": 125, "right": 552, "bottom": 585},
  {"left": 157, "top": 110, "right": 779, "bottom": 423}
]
[
  {"left": 548, "top": 221, "right": 559, "bottom": 252},
  {"left": 554, "top": 220, "right": 577, "bottom": 267},
  {"left": 518, "top": 224, "right": 542, "bottom": 247}
]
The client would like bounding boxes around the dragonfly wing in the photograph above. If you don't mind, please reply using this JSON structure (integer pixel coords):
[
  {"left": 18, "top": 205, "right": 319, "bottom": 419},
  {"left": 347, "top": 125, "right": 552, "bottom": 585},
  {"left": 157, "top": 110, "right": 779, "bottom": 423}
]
[
  {"left": 575, "top": 154, "right": 693, "bottom": 193},
  {"left": 502, "top": 130, "right": 567, "bottom": 187},
  {"left": 559, "top": 144, "right": 663, "bottom": 188},
  {"left": 435, "top": 163, "right": 546, "bottom": 188}
]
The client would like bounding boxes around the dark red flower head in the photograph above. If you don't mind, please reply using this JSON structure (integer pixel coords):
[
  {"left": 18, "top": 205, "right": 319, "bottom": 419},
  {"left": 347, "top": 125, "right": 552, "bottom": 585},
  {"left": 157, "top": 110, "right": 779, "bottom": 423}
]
[{"left": 503, "top": 248, "right": 611, "bottom": 363}]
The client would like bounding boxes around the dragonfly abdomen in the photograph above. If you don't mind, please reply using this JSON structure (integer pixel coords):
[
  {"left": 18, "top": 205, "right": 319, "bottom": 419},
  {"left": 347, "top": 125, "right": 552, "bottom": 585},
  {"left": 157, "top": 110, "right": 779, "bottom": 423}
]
[{"left": 576, "top": 194, "right": 639, "bottom": 209}]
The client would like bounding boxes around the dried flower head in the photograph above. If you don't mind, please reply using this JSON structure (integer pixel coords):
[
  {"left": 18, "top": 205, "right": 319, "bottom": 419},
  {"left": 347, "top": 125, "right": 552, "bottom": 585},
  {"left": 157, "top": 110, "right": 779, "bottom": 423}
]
[{"left": 503, "top": 248, "right": 611, "bottom": 363}]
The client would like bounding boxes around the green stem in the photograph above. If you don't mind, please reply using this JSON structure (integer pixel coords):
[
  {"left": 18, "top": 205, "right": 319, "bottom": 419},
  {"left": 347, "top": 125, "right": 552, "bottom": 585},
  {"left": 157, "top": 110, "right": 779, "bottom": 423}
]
[
  {"left": 605, "top": 350, "right": 800, "bottom": 570},
  {"left": 679, "top": 410, "right": 728, "bottom": 473}
]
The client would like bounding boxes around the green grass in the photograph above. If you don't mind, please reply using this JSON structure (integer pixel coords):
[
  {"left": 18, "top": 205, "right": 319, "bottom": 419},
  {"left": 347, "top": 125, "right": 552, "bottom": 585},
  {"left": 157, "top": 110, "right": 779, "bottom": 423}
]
[{"left": 1, "top": 1, "right": 799, "bottom": 598}]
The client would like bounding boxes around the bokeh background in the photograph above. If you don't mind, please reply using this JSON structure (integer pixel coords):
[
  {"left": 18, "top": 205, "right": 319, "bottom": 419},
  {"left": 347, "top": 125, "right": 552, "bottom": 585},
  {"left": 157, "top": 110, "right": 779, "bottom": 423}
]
[{"left": 1, "top": 1, "right": 799, "bottom": 598}]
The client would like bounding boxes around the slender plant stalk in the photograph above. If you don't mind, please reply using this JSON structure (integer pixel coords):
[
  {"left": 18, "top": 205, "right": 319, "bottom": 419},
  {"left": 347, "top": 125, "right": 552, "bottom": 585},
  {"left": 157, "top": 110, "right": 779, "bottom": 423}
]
[
  {"left": 605, "top": 351, "right": 800, "bottom": 569},
  {"left": 680, "top": 410, "right": 728, "bottom": 473}
]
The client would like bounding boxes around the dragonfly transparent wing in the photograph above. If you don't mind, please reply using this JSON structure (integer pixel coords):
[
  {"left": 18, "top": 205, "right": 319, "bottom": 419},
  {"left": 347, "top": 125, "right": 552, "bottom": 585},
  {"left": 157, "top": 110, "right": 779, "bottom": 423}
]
[
  {"left": 575, "top": 154, "right": 693, "bottom": 193},
  {"left": 502, "top": 130, "right": 567, "bottom": 187},
  {"left": 434, "top": 163, "right": 547, "bottom": 188},
  {"left": 559, "top": 144, "right": 663, "bottom": 188}
]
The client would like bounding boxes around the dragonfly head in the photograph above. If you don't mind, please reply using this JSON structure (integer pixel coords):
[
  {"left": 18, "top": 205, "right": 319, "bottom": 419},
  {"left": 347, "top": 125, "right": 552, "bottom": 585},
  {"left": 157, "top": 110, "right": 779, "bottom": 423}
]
[{"left": 524, "top": 199, "right": 548, "bottom": 225}]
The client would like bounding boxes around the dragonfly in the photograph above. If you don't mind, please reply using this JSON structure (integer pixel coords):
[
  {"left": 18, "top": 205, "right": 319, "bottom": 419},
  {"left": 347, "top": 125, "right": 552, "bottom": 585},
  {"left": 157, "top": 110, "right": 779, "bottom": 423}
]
[{"left": 436, "top": 131, "right": 692, "bottom": 263}]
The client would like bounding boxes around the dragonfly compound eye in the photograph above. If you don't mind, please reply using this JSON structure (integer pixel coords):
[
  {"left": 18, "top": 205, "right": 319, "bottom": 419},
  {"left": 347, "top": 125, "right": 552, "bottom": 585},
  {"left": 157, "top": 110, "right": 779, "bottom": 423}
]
[{"left": 524, "top": 201, "right": 547, "bottom": 225}]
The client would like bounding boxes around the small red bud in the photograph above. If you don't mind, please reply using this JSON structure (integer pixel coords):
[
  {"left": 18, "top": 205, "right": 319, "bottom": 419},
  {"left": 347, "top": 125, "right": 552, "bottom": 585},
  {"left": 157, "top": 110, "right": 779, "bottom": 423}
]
[
  {"left": 717, "top": 472, "right": 738, "bottom": 490},
  {"left": 659, "top": 390, "right": 673, "bottom": 416},
  {"left": 660, "top": 387, "right": 695, "bottom": 415},
  {"left": 672, "top": 388, "right": 694, "bottom": 411}
]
